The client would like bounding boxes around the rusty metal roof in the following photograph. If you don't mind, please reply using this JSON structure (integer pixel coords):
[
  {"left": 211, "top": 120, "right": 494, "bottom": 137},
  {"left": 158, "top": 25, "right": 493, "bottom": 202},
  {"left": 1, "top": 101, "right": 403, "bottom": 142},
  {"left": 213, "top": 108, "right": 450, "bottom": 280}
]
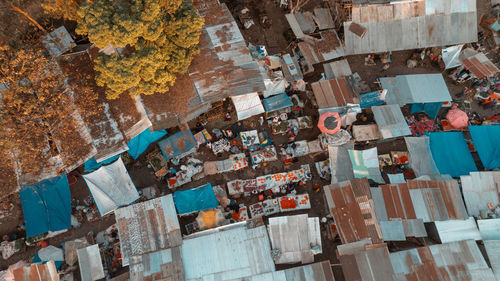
[
  {"left": 13, "top": 261, "right": 59, "bottom": 281},
  {"left": 189, "top": 0, "right": 265, "bottom": 102},
  {"left": 373, "top": 180, "right": 468, "bottom": 223},
  {"left": 115, "top": 194, "right": 182, "bottom": 266},
  {"left": 311, "top": 77, "right": 358, "bottom": 109},
  {"left": 462, "top": 52, "right": 500, "bottom": 78},
  {"left": 298, "top": 31, "right": 344, "bottom": 66},
  {"left": 339, "top": 240, "right": 494, "bottom": 281},
  {"left": 323, "top": 178, "right": 383, "bottom": 244}
]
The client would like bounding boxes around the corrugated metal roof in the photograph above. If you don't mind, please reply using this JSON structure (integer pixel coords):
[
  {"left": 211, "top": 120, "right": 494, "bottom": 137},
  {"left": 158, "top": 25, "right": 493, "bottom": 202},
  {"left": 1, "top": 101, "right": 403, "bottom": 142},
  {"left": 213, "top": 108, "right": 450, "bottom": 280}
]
[
  {"left": 323, "top": 59, "right": 353, "bottom": 79},
  {"left": 181, "top": 223, "right": 275, "bottom": 281},
  {"left": 379, "top": 220, "right": 406, "bottom": 241},
  {"left": 404, "top": 136, "right": 440, "bottom": 177},
  {"left": 12, "top": 261, "right": 59, "bottom": 281},
  {"left": 313, "top": 8, "right": 335, "bottom": 30},
  {"left": 460, "top": 171, "right": 500, "bottom": 217},
  {"left": 344, "top": 0, "right": 477, "bottom": 55},
  {"left": 433, "top": 217, "right": 481, "bottom": 243},
  {"left": 484, "top": 240, "right": 500, "bottom": 280},
  {"left": 341, "top": 239, "right": 493, "bottom": 281},
  {"left": 477, "top": 218, "right": 500, "bottom": 240},
  {"left": 294, "top": 12, "right": 316, "bottom": 34},
  {"left": 129, "top": 246, "right": 184, "bottom": 281},
  {"left": 380, "top": 74, "right": 452, "bottom": 106},
  {"left": 57, "top": 51, "right": 129, "bottom": 162},
  {"left": 42, "top": 26, "right": 75, "bottom": 56},
  {"left": 267, "top": 214, "right": 321, "bottom": 264},
  {"left": 372, "top": 104, "right": 412, "bottom": 139},
  {"left": 328, "top": 143, "right": 355, "bottom": 184},
  {"left": 189, "top": 1, "right": 265, "bottom": 101},
  {"left": 245, "top": 261, "right": 335, "bottom": 281},
  {"left": 77, "top": 244, "right": 105, "bottom": 281},
  {"left": 324, "top": 178, "right": 383, "bottom": 244},
  {"left": 298, "top": 30, "right": 345, "bottom": 66},
  {"left": 462, "top": 52, "right": 500, "bottom": 78},
  {"left": 115, "top": 194, "right": 182, "bottom": 266},
  {"left": 311, "top": 77, "right": 359, "bottom": 109}
]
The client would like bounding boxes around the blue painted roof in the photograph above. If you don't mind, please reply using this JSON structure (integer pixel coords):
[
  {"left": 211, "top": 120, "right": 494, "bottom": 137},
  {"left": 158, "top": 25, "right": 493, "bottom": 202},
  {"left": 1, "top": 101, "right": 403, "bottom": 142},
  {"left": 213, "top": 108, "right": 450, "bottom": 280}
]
[{"left": 262, "top": 93, "right": 293, "bottom": 112}]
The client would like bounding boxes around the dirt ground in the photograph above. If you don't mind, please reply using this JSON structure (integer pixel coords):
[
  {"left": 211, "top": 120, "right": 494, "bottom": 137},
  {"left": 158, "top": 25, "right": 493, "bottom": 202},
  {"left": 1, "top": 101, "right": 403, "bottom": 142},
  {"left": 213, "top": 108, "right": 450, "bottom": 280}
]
[{"left": 0, "top": 0, "right": 497, "bottom": 280}]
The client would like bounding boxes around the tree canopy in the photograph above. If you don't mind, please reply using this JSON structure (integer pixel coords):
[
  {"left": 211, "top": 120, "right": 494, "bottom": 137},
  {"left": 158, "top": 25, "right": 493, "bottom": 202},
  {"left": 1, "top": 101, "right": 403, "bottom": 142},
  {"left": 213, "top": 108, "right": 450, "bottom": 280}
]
[{"left": 77, "top": 0, "right": 204, "bottom": 99}]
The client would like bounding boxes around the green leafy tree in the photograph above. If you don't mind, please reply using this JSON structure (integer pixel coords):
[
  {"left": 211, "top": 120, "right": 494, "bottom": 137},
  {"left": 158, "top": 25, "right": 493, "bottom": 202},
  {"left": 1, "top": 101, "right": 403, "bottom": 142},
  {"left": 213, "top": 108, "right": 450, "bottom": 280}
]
[{"left": 77, "top": 0, "right": 203, "bottom": 99}]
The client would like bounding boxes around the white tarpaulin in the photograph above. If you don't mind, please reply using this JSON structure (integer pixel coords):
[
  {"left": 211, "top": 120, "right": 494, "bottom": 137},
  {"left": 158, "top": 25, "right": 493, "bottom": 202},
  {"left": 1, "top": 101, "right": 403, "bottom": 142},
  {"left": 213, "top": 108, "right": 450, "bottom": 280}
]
[
  {"left": 442, "top": 45, "right": 463, "bottom": 69},
  {"left": 83, "top": 157, "right": 139, "bottom": 216},
  {"left": 263, "top": 74, "right": 287, "bottom": 98},
  {"left": 231, "top": 92, "right": 265, "bottom": 121}
]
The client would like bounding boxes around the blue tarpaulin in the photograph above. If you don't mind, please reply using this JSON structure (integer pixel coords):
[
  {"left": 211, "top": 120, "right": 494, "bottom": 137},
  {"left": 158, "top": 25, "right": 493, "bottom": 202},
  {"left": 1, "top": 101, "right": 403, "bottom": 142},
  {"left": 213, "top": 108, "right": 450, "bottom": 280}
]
[
  {"left": 469, "top": 125, "right": 500, "bottom": 169},
  {"left": 158, "top": 129, "right": 196, "bottom": 160},
  {"left": 262, "top": 93, "right": 293, "bottom": 112},
  {"left": 127, "top": 128, "right": 167, "bottom": 159},
  {"left": 20, "top": 175, "right": 72, "bottom": 237},
  {"left": 173, "top": 184, "right": 219, "bottom": 215},
  {"left": 410, "top": 102, "right": 443, "bottom": 119},
  {"left": 429, "top": 132, "right": 478, "bottom": 177},
  {"left": 84, "top": 155, "right": 120, "bottom": 172},
  {"left": 360, "top": 91, "right": 385, "bottom": 108}
]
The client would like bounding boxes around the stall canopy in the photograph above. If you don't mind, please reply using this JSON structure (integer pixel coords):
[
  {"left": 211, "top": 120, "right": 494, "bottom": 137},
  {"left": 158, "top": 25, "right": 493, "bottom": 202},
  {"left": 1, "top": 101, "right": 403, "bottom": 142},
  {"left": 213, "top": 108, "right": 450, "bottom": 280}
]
[
  {"left": 127, "top": 128, "right": 167, "bottom": 159},
  {"left": 380, "top": 74, "right": 452, "bottom": 118},
  {"left": 20, "top": 175, "right": 71, "bottom": 237},
  {"left": 318, "top": 111, "right": 341, "bottom": 135},
  {"left": 84, "top": 155, "right": 120, "bottom": 172},
  {"left": 173, "top": 183, "right": 219, "bottom": 215},
  {"left": 231, "top": 92, "right": 265, "bottom": 120},
  {"left": 158, "top": 129, "right": 196, "bottom": 161},
  {"left": 429, "top": 132, "right": 478, "bottom": 177},
  {"left": 469, "top": 125, "right": 500, "bottom": 169},
  {"left": 262, "top": 93, "right": 293, "bottom": 113},
  {"left": 82, "top": 157, "right": 139, "bottom": 216}
]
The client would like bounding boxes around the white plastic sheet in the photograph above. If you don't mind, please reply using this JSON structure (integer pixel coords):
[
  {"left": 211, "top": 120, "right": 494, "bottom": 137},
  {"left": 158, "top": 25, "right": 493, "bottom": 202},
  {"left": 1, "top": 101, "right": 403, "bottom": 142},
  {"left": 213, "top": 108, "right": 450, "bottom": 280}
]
[
  {"left": 442, "top": 44, "right": 463, "bottom": 69},
  {"left": 83, "top": 157, "right": 139, "bottom": 216},
  {"left": 231, "top": 92, "right": 265, "bottom": 120}
]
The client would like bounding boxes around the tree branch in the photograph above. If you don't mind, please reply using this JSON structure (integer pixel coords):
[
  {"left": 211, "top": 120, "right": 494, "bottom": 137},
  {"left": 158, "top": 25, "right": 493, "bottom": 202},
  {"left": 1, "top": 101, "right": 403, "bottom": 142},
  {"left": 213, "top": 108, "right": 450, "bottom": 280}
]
[{"left": 6, "top": 0, "right": 46, "bottom": 33}]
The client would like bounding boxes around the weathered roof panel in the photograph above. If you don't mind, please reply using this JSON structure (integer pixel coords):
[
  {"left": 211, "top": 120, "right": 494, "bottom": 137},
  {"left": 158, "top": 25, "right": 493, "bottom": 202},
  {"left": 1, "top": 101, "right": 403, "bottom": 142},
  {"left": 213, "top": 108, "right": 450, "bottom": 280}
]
[
  {"left": 484, "top": 240, "right": 500, "bottom": 281},
  {"left": 311, "top": 77, "right": 358, "bottom": 109},
  {"left": 181, "top": 223, "right": 275, "bottom": 281},
  {"left": 462, "top": 52, "right": 500, "bottom": 78},
  {"left": 344, "top": 0, "right": 477, "bottom": 54},
  {"left": 460, "top": 171, "right": 500, "bottom": 217},
  {"left": 267, "top": 214, "right": 321, "bottom": 264},
  {"left": 115, "top": 194, "right": 181, "bottom": 266},
  {"left": 129, "top": 246, "right": 184, "bottom": 281},
  {"left": 77, "top": 244, "right": 105, "bottom": 281},
  {"left": 324, "top": 178, "right": 382, "bottom": 244},
  {"left": 372, "top": 104, "right": 412, "bottom": 139},
  {"left": 190, "top": 1, "right": 265, "bottom": 101},
  {"left": 323, "top": 59, "right": 352, "bottom": 79},
  {"left": 433, "top": 217, "right": 481, "bottom": 243},
  {"left": 12, "top": 261, "right": 59, "bottom": 281},
  {"left": 477, "top": 218, "right": 500, "bottom": 240}
]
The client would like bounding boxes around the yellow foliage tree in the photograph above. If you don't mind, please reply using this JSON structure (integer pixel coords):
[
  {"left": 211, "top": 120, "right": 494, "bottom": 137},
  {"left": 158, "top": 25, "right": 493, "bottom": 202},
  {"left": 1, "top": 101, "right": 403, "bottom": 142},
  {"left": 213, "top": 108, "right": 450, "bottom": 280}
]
[{"left": 76, "top": 0, "right": 204, "bottom": 99}]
